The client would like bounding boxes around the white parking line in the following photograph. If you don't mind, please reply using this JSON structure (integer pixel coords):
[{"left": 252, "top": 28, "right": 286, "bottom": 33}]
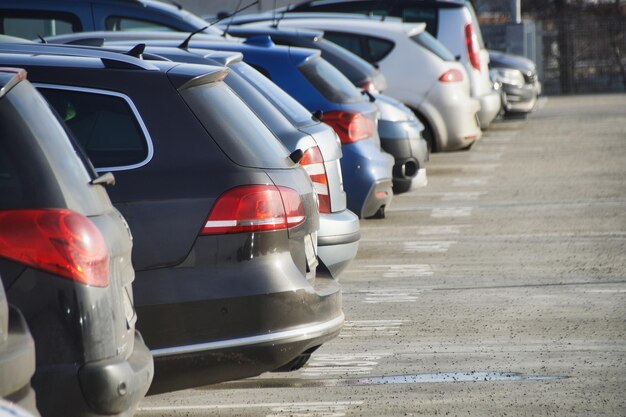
[
  {"left": 431, "top": 207, "right": 473, "bottom": 218},
  {"left": 462, "top": 164, "right": 500, "bottom": 173},
  {"left": 361, "top": 288, "right": 424, "bottom": 303},
  {"left": 267, "top": 402, "right": 361, "bottom": 417},
  {"left": 403, "top": 241, "right": 457, "bottom": 253},
  {"left": 469, "top": 152, "right": 502, "bottom": 161},
  {"left": 138, "top": 401, "right": 364, "bottom": 415},
  {"left": 341, "top": 320, "right": 410, "bottom": 338},
  {"left": 453, "top": 177, "right": 491, "bottom": 187},
  {"left": 417, "top": 224, "right": 472, "bottom": 235},
  {"left": 364, "top": 264, "right": 434, "bottom": 278},
  {"left": 302, "top": 352, "right": 392, "bottom": 377},
  {"left": 441, "top": 191, "right": 487, "bottom": 201}
]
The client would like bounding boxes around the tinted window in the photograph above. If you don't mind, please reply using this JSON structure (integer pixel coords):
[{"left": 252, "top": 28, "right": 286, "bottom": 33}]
[
  {"left": 401, "top": 7, "right": 439, "bottom": 37},
  {"left": 366, "top": 36, "right": 395, "bottom": 62},
  {"left": 298, "top": 57, "right": 363, "bottom": 104},
  {"left": 411, "top": 31, "right": 455, "bottom": 61},
  {"left": 232, "top": 62, "right": 314, "bottom": 128},
  {"left": 0, "top": 11, "right": 81, "bottom": 39},
  {"left": 105, "top": 16, "right": 175, "bottom": 31},
  {"left": 180, "top": 82, "right": 291, "bottom": 169},
  {"left": 323, "top": 32, "right": 364, "bottom": 58},
  {"left": 39, "top": 87, "right": 150, "bottom": 170}
]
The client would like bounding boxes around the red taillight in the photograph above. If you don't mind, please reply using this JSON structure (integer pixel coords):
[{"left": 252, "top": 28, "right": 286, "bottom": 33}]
[
  {"left": 359, "top": 80, "right": 379, "bottom": 94},
  {"left": 300, "top": 146, "right": 331, "bottom": 214},
  {"left": 0, "top": 209, "right": 109, "bottom": 287},
  {"left": 439, "top": 69, "right": 464, "bottom": 83},
  {"left": 201, "top": 185, "right": 305, "bottom": 235},
  {"left": 322, "top": 111, "right": 374, "bottom": 145},
  {"left": 465, "top": 23, "right": 481, "bottom": 72}
]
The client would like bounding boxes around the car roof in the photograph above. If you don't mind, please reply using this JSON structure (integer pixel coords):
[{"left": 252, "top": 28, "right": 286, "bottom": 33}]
[
  {"left": 264, "top": 16, "right": 427, "bottom": 38},
  {"left": 288, "top": 0, "right": 466, "bottom": 8}
]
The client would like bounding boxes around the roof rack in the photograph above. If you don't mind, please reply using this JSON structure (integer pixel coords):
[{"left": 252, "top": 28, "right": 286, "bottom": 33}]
[{"left": 0, "top": 42, "right": 158, "bottom": 70}]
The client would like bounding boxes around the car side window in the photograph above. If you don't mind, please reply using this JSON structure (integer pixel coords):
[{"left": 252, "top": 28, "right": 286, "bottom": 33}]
[
  {"left": 366, "top": 36, "right": 395, "bottom": 62},
  {"left": 400, "top": 7, "right": 439, "bottom": 37},
  {"left": 0, "top": 11, "right": 81, "bottom": 38},
  {"left": 38, "top": 87, "right": 150, "bottom": 170},
  {"left": 324, "top": 32, "right": 364, "bottom": 58},
  {"left": 105, "top": 16, "right": 175, "bottom": 31}
]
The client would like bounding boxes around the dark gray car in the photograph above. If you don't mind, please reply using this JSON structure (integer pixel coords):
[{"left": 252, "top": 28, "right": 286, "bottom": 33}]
[{"left": 0, "top": 67, "right": 153, "bottom": 417}]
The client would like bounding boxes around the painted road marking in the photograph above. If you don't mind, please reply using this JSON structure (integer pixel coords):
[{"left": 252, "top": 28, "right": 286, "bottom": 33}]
[
  {"left": 403, "top": 241, "right": 457, "bottom": 253},
  {"left": 470, "top": 152, "right": 502, "bottom": 161},
  {"left": 137, "top": 401, "right": 364, "bottom": 416},
  {"left": 417, "top": 224, "right": 472, "bottom": 235},
  {"left": 362, "top": 288, "right": 424, "bottom": 303},
  {"left": 441, "top": 191, "right": 487, "bottom": 201},
  {"left": 453, "top": 177, "right": 491, "bottom": 187},
  {"left": 431, "top": 207, "right": 473, "bottom": 218},
  {"left": 341, "top": 320, "right": 410, "bottom": 338},
  {"left": 267, "top": 402, "right": 360, "bottom": 417},
  {"left": 364, "top": 264, "right": 434, "bottom": 278},
  {"left": 462, "top": 163, "right": 500, "bottom": 173},
  {"left": 302, "top": 352, "right": 393, "bottom": 377}
]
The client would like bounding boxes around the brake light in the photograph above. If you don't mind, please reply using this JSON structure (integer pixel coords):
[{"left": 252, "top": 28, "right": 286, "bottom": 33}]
[
  {"left": 465, "top": 23, "right": 481, "bottom": 72},
  {"left": 359, "top": 80, "right": 379, "bottom": 94},
  {"left": 439, "top": 69, "right": 464, "bottom": 83},
  {"left": 300, "top": 146, "right": 331, "bottom": 214},
  {"left": 322, "top": 111, "right": 374, "bottom": 144},
  {"left": 201, "top": 185, "right": 305, "bottom": 235},
  {"left": 0, "top": 209, "right": 109, "bottom": 287}
]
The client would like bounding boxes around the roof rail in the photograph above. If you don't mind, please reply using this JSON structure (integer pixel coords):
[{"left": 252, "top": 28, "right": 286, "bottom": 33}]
[{"left": 0, "top": 43, "right": 158, "bottom": 70}]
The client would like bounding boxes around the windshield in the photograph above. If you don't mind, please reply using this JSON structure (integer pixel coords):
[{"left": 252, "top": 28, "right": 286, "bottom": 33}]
[
  {"left": 232, "top": 62, "right": 315, "bottom": 128},
  {"left": 180, "top": 81, "right": 291, "bottom": 169},
  {"left": 298, "top": 57, "right": 363, "bottom": 104}
]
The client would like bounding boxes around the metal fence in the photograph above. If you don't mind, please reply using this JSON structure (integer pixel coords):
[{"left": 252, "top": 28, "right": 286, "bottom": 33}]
[{"left": 540, "top": 18, "right": 626, "bottom": 94}]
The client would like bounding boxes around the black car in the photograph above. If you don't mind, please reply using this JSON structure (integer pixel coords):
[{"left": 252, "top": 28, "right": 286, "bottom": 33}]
[
  {"left": 0, "top": 67, "right": 153, "bottom": 416},
  {"left": 0, "top": 42, "right": 343, "bottom": 394}
]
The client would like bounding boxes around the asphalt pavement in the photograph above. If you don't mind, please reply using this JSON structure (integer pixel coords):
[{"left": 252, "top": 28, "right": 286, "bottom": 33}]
[{"left": 136, "top": 94, "right": 626, "bottom": 416}]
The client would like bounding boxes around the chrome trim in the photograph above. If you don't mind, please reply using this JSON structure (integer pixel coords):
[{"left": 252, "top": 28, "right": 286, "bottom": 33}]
[
  {"left": 33, "top": 83, "right": 154, "bottom": 172},
  {"left": 151, "top": 313, "right": 345, "bottom": 358}
]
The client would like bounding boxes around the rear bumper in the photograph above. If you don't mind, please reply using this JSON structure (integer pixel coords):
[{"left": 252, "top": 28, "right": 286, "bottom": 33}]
[
  {"left": 476, "top": 89, "right": 502, "bottom": 128},
  {"left": 0, "top": 306, "right": 37, "bottom": 416},
  {"left": 378, "top": 119, "right": 426, "bottom": 193},
  {"left": 318, "top": 209, "right": 360, "bottom": 278},
  {"left": 33, "top": 331, "right": 153, "bottom": 417},
  {"left": 340, "top": 140, "right": 394, "bottom": 218},
  {"left": 146, "top": 276, "right": 343, "bottom": 394}
]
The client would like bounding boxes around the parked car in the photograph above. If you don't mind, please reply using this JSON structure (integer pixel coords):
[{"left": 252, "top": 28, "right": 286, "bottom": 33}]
[
  {"left": 246, "top": 17, "right": 481, "bottom": 152},
  {"left": 216, "top": 25, "right": 427, "bottom": 192},
  {"left": 107, "top": 42, "right": 360, "bottom": 278},
  {"left": 489, "top": 49, "right": 541, "bottom": 115},
  {"left": 0, "top": 42, "right": 344, "bottom": 394},
  {"left": 52, "top": 31, "right": 394, "bottom": 218},
  {"left": 284, "top": 0, "right": 503, "bottom": 129},
  {"left": 0, "top": 0, "right": 222, "bottom": 38},
  {"left": 0, "top": 66, "right": 153, "bottom": 416}
]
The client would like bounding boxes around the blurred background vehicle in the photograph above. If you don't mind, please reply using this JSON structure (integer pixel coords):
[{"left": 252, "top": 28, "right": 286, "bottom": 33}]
[
  {"left": 0, "top": 65, "right": 153, "bottom": 417},
  {"left": 489, "top": 49, "right": 541, "bottom": 116},
  {"left": 0, "top": 41, "right": 343, "bottom": 394},
  {"left": 249, "top": 17, "right": 481, "bottom": 152},
  {"left": 285, "top": 0, "right": 502, "bottom": 129}
]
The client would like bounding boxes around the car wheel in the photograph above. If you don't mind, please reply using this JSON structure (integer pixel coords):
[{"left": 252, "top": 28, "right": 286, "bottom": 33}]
[
  {"left": 272, "top": 353, "right": 312, "bottom": 372},
  {"left": 412, "top": 111, "right": 436, "bottom": 153},
  {"left": 366, "top": 205, "right": 386, "bottom": 219}
]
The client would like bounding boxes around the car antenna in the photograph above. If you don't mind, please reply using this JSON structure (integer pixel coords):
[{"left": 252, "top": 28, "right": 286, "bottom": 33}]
[
  {"left": 378, "top": 0, "right": 399, "bottom": 22},
  {"left": 222, "top": 0, "right": 244, "bottom": 37},
  {"left": 178, "top": 1, "right": 259, "bottom": 48},
  {"left": 271, "top": 2, "right": 295, "bottom": 29},
  {"left": 124, "top": 43, "right": 146, "bottom": 58},
  {"left": 220, "top": 0, "right": 260, "bottom": 37},
  {"left": 37, "top": 34, "right": 47, "bottom": 44}
]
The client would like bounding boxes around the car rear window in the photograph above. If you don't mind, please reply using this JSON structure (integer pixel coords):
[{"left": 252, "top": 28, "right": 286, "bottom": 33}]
[
  {"left": 401, "top": 6, "right": 439, "bottom": 37},
  {"left": 298, "top": 57, "right": 363, "bottom": 104},
  {"left": 0, "top": 81, "right": 94, "bottom": 210},
  {"left": 39, "top": 86, "right": 151, "bottom": 171},
  {"left": 179, "top": 81, "right": 291, "bottom": 169},
  {"left": 232, "top": 62, "right": 315, "bottom": 128},
  {"left": 366, "top": 36, "right": 395, "bottom": 62},
  {"left": 0, "top": 11, "right": 81, "bottom": 39},
  {"left": 410, "top": 31, "right": 455, "bottom": 62}
]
